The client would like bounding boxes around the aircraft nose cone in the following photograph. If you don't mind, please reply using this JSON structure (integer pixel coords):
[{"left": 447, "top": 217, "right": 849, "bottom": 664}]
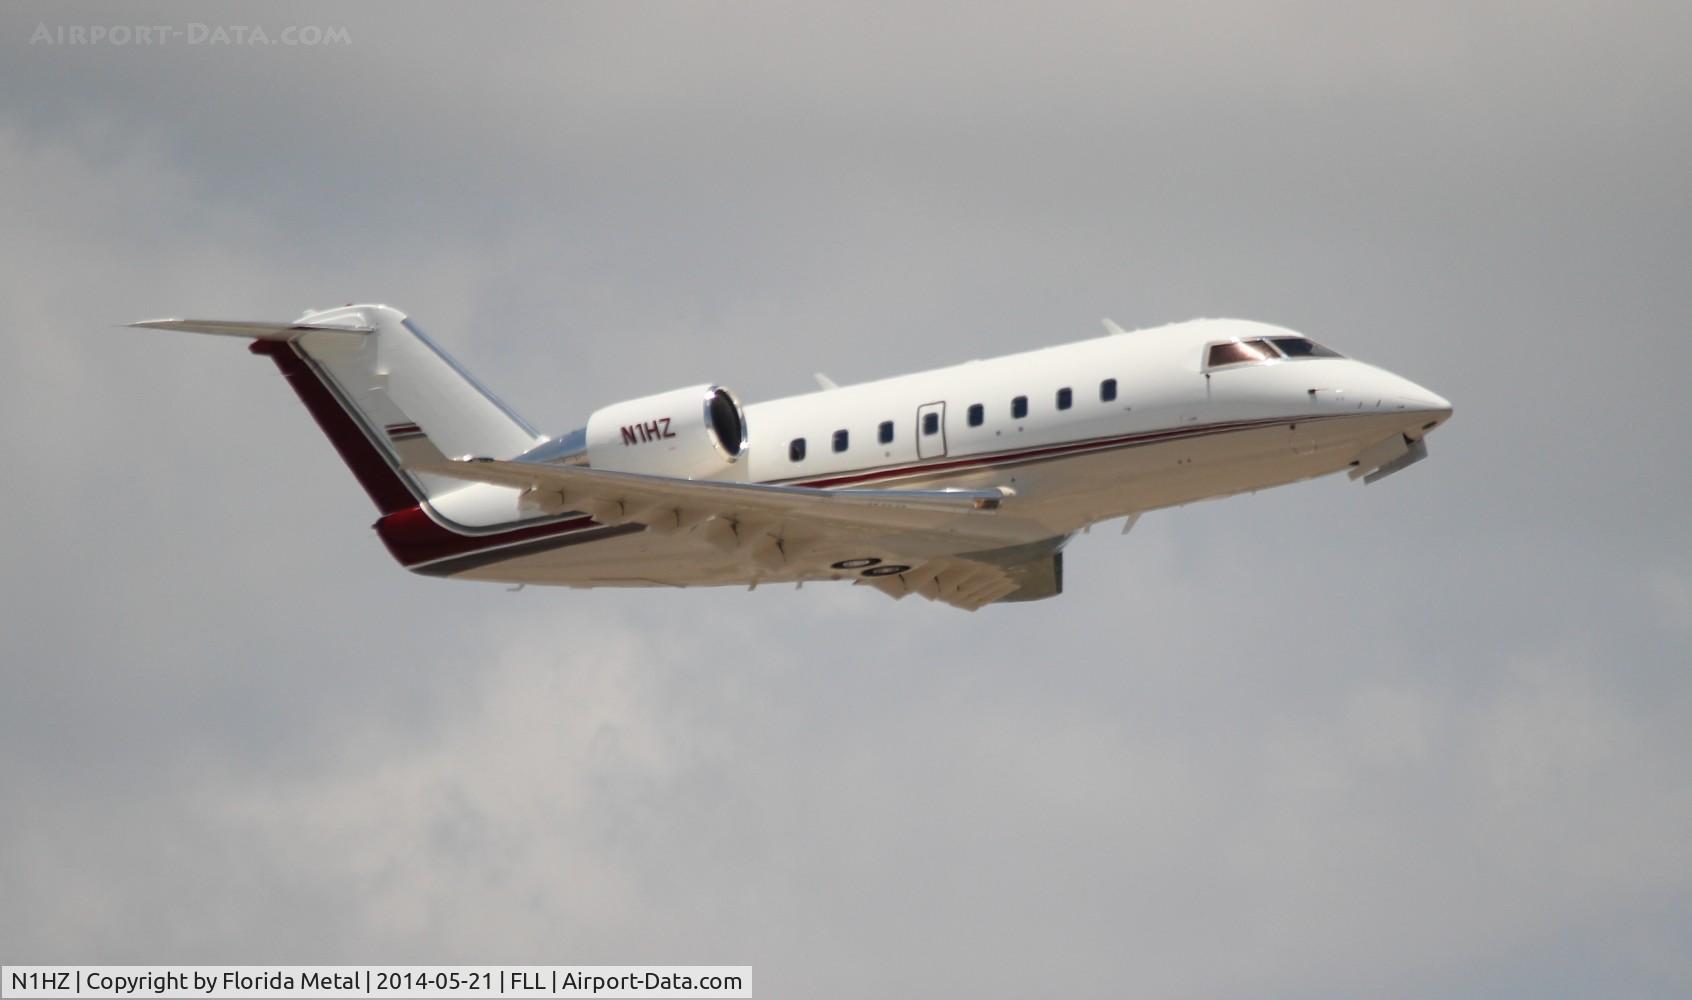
[
  {"left": 1387, "top": 379, "right": 1453, "bottom": 437},
  {"left": 1380, "top": 370, "right": 1452, "bottom": 418},
  {"left": 1406, "top": 386, "right": 1452, "bottom": 416}
]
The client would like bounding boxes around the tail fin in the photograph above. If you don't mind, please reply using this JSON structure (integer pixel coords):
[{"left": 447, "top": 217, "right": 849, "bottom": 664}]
[{"left": 132, "top": 304, "right": 542, "bottom": 513}]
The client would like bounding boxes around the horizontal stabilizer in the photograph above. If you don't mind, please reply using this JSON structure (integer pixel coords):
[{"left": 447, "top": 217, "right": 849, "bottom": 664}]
[{"left": 128, "top": 318, "right": 373, "bottom": 340}]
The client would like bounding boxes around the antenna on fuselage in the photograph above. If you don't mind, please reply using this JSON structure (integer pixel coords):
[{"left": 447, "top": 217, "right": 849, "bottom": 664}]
[{"left": 1102, "top": 318, "right": 1130, "bottom": 336}]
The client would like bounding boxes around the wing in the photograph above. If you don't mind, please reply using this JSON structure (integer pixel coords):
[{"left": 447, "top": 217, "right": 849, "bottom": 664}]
[
  {"left": 415, "top": 456, "right": 1012, "bottom": 521},
  {"left": 413, "top": 457, "right": 1057, "bottom": 609}
]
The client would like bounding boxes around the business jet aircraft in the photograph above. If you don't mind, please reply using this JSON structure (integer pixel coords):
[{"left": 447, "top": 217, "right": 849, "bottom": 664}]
[{"left": 134, "top": 305, "right": 1450, "bottom": 610}]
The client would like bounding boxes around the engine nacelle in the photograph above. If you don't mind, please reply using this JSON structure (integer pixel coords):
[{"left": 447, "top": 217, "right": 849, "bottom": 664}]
[{"left": 585, "top": 384, "right": 749, "bottom": 478}]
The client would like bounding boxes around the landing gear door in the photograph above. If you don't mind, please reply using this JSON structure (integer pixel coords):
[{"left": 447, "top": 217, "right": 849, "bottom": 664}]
[{"left": 916, "top": 401, "right": 947, "bottom": 460}]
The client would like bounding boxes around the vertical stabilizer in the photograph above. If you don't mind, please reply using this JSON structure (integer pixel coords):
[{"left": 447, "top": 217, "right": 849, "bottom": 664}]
[{"left": 133, "top": 304, "right": 542, "bottom": 511}]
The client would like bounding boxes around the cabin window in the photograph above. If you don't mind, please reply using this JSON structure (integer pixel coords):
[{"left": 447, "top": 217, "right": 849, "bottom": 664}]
[
  {"left": 832, "top": 429, "right": 849, "bottom": 453},
  {"left": 922, "top": 411, "right": 941, "bottom": 436},
  {"left": 1056, "top": 387, "right": 1073, "bottom": 411},
  {"left": 1011, "top": 395, "right": 1028, "bottom": 419},
  {"left": 1100, "top": 378, "right": 1117, "bottom": 402},
  {"left": 878, "top": 420, "right": 894, "bottom": 444},
  {"left": 967, "top": 403, "right": 984, "bottom": 427},
  {"left": 789, "top": 437, "right": 807, "bottom": 462}
]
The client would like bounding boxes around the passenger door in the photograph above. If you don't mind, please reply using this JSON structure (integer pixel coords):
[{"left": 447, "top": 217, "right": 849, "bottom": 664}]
[{"left": 916, "top": 401, "right": 947, "bottom": 460}]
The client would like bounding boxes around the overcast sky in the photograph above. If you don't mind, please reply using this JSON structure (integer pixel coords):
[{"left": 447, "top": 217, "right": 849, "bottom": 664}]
[{"left": 3, "top": 2, "right": 1690, "bottom": 996}]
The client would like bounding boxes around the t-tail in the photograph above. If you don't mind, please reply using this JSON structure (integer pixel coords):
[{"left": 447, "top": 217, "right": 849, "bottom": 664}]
[{"left": 130, "top": 304, "right": 543, "bottom": 515}]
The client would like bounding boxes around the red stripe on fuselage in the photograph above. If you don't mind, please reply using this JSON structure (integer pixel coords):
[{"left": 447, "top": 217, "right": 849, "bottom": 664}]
[{"left": 784, "top": 416, "right": 1295, "bottom": 490}]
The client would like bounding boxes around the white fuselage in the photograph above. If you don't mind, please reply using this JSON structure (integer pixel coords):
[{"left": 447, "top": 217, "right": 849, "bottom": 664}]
[{"left": 426, "top": 318, "right": 1451, "bottom": 587}]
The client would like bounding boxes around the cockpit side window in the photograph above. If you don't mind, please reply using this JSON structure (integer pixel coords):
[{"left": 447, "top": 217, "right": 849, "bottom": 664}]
[
  {"left": 1269, "top": 337, "right": 1343, "bottom": 358},
  {"left": 1205, "top": 340, "right": 1277, "bottom": 369}
]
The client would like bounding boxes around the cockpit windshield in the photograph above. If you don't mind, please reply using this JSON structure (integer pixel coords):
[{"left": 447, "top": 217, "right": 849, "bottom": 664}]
[
  {"left": 1268, "top": 336, "right": 1342, "bottom": 358},
  {"left": 1206, "top": 339, "right": 1277, "bottom": 368},
  {"left": 1205, "top": 336, "right": 1344, "bottom": 370}
]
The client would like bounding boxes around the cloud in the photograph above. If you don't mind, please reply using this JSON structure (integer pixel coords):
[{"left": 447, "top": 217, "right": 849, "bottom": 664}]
[{"left": 2, "top": 3, "right": 1691, "bottom": 996}]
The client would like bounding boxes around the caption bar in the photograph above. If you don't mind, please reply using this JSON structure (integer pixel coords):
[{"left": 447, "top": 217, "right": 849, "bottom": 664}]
[{"left": 1, "top": 967, "right": 751, "bottom": 999}]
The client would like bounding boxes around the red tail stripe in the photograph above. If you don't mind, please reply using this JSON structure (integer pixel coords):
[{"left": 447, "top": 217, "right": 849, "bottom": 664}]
[{"left": 250, "top": 340, "right": 418, "bottom": 515}]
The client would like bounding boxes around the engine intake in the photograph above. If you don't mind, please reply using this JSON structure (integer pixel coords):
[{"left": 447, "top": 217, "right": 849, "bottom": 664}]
[{"left": 585, "top": 384, "right": 748, "bottom": 478}]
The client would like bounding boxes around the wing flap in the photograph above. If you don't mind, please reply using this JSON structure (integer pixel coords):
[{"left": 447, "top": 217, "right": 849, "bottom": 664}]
[
  {"left": 848, "top": 536, "right": 1067, "bottom": 612},
  {"left": 867, "top": 557, "right": 1024, "bottom": 611}
]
